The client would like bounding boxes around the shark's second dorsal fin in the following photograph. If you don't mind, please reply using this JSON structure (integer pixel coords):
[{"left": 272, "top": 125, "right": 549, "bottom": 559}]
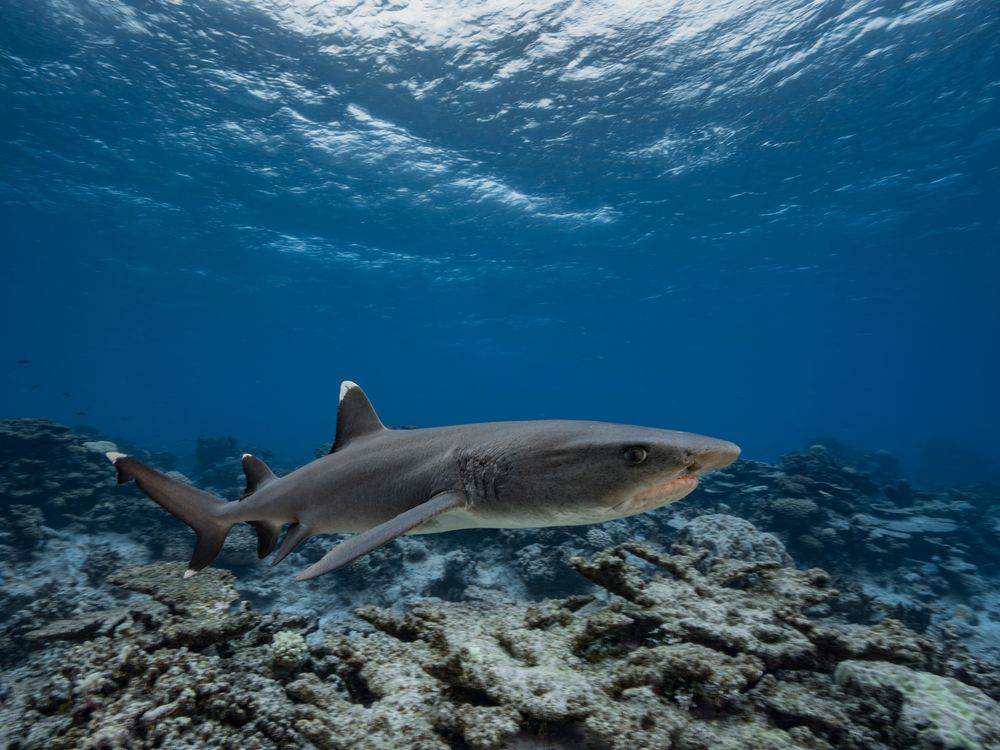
[
  {"left": 241, "top": 454, "right": 277, "bottom": 499},
  {"left": 330, "top": 381, "right": 385, "bottom": 453}
]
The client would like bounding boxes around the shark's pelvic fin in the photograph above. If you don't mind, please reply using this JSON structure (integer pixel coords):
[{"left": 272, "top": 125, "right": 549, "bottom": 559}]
[
  {"left": 240, "top": 453, "right": 277, "bottom": 499},
  {"left": 329, "top": 381, "right": 385, "bottom": 453},
  {"left": 295, "top": 491, "right": 467, "bottom": 581},
  {"left": 106, "top": 452, "right": 233, "bottom": 576}
]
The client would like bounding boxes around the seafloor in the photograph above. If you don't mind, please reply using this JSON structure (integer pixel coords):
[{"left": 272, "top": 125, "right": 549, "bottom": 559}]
[{"left": 1, "top": 419, "right": 998, "bottom": 749}]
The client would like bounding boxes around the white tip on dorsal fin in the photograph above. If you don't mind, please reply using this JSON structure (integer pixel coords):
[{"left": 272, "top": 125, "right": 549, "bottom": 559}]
[
  {"left": 339, "top": 381, "right": 358, "bottom": 402},
  {"left": 106, "top": 451, "right": 127, "bottom": 463},
  {"left": 330, "top": 381, "right": 384, "bottom": 453},
  {"left": 183, "top": 568, "right": 197, "bottom": 579}
]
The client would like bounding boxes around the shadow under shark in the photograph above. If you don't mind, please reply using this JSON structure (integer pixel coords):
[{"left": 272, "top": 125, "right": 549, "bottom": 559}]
[{"left": 107, "top": 382, "right": 740, "bottom": 581}]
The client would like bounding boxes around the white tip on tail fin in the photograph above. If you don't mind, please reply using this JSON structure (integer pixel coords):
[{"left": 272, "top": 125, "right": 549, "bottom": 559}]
[
  {"left": 339, "top": 381, "right": 358, "bottom": 401},
  {"left": 183, "top": 568, "right": 197, "bottom": 579},
  {"left": 106, "top": 453, "right": 232, "bottom": 575}
]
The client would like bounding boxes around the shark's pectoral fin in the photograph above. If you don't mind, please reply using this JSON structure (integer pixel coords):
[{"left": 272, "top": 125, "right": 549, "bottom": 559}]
[{"left": 294, "top": 491, "right": 467, "bottom": 581}]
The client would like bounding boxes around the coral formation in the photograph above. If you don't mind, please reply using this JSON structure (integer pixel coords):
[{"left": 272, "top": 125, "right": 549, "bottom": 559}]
[
  {"left": 688, "top": 445, "right": 1000, "bottom": 662},
  {"left": 4, "top": 542, "right": 994, "bottom": 750},
  {"left": 1, "top": 418, "right": 999, "bottom": 748},
  {"left": 271, "top": 630, "right": 308, "bottom": 671},
  {"left": 1, "top": 563, "right": 313, "bottom": 749},
  {"left": 676, "top": 513, "right": 792, "bottom": 567},
  {"left": 836, "top": 660, "right": 1000, "bottom": 749},
  {"left": 0, "top": 419, "right": 116, "bottom": 525}
]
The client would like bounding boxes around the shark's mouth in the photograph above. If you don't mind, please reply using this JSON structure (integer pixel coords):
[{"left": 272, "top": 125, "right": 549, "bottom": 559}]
[
  {"left": 609, "top": 473, "right": 699, "bottom": 516},
  {"left": 633, "top": 473, "right": 699, "bottom": 503}
]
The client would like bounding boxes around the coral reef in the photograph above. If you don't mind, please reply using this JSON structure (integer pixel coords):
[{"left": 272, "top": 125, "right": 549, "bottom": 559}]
[
  {"left": 676, "top": 513, "right": 792, "bottom": 568},
  {"left": 835, "top": 660, "right": 1000, "bottom": 749},
  {"left": 807, "top": 438, "right": 902, "bottom": 486},
  {"left": 3, "top": 544, "right": 996, "bottom": 750},
  {"left": 0, "top": 419, "right": 115, "bottom": 526},
  {"left": 1, "top": 562, "right": 314, "bottom": 749},
  {"left": 687, "top": 445, "right": 1000, "bottom": 662},
  {"left": 2, "top": 417, "right": 999, "bottom": 748}
]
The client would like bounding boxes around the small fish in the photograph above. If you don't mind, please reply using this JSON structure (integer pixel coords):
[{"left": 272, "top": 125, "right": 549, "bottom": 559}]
[
  {"left": 62, "top": 392, "right": 72, "bottom": 398},
  {"left": 31, "top": 384, "right": 40, "bottom": 389},
  {"left": 16, "top": 359, "right": 29, "bottom": 365}
]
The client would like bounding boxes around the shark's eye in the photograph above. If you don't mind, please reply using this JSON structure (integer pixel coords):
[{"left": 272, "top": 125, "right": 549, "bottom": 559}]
[{"left": 623, "top": 446, "right": 647, "bottom": 464}]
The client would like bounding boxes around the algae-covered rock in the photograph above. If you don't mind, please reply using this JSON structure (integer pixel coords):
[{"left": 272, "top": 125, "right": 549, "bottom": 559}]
[{"left": 836, "top": 660, "right": 1000, "bottom": 749}]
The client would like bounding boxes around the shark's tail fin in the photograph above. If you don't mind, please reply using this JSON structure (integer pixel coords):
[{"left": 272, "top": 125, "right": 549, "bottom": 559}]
[{"left": 106, "top": 452, "right": 233, "bottom": 577}]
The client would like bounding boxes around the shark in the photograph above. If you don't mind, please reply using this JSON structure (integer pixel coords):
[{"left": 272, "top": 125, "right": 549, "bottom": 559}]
[{"left": 106, "top": 382, "right": 740, "bottom": 581}]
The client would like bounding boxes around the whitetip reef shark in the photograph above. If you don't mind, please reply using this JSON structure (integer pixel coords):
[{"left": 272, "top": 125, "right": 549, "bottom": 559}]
[{"left": 106, "top": 382, "right": 740, "bottom": 581}]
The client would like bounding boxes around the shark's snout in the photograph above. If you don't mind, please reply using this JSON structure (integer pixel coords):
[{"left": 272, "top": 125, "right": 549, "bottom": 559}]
[
  {"left": 685, "top": 439, "right": 741, "bottom": 475},
  {"left": 609, "top": 436, "right": 741, "bottom": 518}
]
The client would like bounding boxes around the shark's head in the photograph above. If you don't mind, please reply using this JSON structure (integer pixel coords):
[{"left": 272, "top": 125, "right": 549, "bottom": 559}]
[{"left": 469, "top": 421, "right": 740, "bottom": 527}]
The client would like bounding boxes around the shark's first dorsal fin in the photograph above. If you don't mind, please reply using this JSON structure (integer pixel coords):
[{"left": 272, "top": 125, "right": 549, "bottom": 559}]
[
  {"left": 330, "top": 381, "right": 385, "bottom": 453},
  {"left": 241, "top": 454, "right": 277, "bottom": 499}
]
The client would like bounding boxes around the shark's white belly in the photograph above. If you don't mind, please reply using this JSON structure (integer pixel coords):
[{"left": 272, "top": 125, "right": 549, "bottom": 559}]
[{"left": 409, "top": 505, "right": 616, "bottom": 534}]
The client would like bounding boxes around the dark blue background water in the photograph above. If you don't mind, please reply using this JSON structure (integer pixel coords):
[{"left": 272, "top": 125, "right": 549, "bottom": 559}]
[{"left": 2, "top": 0, "right": 998, "bottom": 483}]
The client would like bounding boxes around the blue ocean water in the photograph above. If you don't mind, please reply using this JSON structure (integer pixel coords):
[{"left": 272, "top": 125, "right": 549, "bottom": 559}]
[{"left": 1, "top": 0, "right": 998, "bottom": 483}]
